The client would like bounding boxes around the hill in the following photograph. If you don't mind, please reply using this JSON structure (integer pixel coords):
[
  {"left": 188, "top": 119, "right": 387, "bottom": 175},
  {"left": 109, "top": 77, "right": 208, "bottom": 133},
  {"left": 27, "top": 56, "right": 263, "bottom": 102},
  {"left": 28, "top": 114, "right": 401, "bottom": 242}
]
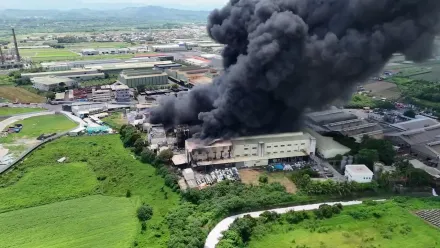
[{"left": 0, "top": 6, "right": 210, "bottom": 22}]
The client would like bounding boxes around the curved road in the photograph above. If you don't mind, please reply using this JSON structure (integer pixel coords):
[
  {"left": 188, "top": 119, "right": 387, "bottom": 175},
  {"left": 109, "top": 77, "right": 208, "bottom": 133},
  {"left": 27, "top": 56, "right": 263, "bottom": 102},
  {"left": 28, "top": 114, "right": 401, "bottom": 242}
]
[{"left": 204, "top": 199, "right": 386, "bottom": 248}]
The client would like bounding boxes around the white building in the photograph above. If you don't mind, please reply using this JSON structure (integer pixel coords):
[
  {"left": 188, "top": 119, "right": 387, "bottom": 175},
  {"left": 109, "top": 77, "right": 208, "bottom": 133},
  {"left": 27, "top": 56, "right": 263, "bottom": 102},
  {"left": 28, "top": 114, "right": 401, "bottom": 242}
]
[
  {"left": 344, "top": 164, "right": 374, "bottom": 183},
  {"left": 114, "top": 84, "right": 130, "bottom": 102},
  {"left": 71, "top": 102, "right": 107, "bottom": 116},
  {"left": 92, "top": 89, "right": 112, "bottom": 102},
  {"left": 186, "top": 132, "right": 316, "bottom": 168},
  {"left": 306, "top": 128, "right": 351, "bottom": 159},
  {"left": 81, "top": 49, "right": 99, "bottom": 56},
  {"left": 31, "top": 76, "right": 78, "bottom": 92},
  {"left": 151, "top": 44, "right": 188, "bottom": 52}
]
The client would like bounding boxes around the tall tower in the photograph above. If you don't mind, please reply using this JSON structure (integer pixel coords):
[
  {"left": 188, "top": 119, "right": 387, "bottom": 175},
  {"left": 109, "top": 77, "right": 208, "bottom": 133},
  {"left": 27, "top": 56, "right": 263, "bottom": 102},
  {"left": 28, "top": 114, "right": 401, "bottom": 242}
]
[
  {"left": 0, "top": 46, "right": 4, "bottom": 64},
  {"left": 12, "top": 28, "right": 21, "bottom": 62}
]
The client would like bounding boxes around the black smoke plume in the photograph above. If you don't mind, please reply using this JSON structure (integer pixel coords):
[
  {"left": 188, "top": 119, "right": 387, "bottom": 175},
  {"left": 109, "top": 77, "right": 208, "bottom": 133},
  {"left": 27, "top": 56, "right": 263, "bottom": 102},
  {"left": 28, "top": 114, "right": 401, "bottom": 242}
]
[{"left": 150, "top": 0, "right": 440, "bottom": 138}]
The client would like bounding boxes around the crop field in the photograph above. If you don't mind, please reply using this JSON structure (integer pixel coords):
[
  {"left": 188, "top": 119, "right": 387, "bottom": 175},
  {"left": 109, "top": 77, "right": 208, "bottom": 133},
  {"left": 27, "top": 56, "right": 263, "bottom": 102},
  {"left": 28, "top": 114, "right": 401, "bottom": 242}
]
[
  {"left": 0, "top": 163, "right": 97, "bottom": 213},
  {"left": 0, "top": 114, "right": 77, "bottom": 144},
  {"left": 0, "top": 107, "right": 45, "bottom": 116},
  {"left": 0, "top": 195, "right": 137, "bottom": 248},
  {"left": 362, "top": 81, "right": 401, "bottom": 100},
  {"left": 66, "top": 41, "right": 135, "bottom": 49},
  {"left": 0, "top": 135, "right": 179, "bottom": 248},
  {"left": 247, "top": 198, "right": 440, "bottom": 248},
  {"left": 0, "top": 86, "right": 45, "bottom": 103}
]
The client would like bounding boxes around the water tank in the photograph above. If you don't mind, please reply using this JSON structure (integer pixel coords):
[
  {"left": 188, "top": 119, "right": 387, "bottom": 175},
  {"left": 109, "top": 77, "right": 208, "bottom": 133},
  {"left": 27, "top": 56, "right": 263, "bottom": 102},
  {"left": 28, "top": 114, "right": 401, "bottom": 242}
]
[{"left": 340, "top": 159, "right": 347, "bottom": 171}]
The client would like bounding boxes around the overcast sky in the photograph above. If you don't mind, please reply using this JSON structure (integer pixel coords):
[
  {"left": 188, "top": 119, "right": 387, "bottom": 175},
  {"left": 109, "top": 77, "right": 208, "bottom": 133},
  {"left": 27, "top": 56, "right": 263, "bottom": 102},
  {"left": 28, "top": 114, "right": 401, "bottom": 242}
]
[{"left": 0, "top": 0, "right": 229, "bottom": 10}]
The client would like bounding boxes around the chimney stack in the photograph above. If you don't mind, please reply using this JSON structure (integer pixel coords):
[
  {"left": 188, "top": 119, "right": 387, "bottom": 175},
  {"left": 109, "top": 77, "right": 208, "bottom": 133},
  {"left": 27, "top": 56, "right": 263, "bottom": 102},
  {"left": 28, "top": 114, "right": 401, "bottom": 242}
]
[
  {"left": 12, "top": 28, "right": 20, "bottom": 62},
  {"left": 0, "top": 46, "right": 4, "bottom": 64}
]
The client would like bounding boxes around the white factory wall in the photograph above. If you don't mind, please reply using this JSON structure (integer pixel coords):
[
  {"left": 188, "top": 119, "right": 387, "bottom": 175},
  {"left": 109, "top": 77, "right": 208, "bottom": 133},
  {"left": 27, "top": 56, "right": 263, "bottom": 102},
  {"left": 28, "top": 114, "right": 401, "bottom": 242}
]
[{"left": 345, "top": 168, "right": 373, "bottom": 183}]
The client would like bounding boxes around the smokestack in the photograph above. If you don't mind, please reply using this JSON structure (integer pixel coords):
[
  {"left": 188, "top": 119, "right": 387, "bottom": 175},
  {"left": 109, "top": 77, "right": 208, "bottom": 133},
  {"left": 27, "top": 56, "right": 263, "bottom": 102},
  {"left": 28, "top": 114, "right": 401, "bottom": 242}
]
[
  {"left": 0, "top": 46, "right": 4, "bottom": 64},
  {"left": 150, "top": 0, "right": 440, "bottom": 139},
  {"left": 12, "top": 28, "right": 20, "bottom": 62}
]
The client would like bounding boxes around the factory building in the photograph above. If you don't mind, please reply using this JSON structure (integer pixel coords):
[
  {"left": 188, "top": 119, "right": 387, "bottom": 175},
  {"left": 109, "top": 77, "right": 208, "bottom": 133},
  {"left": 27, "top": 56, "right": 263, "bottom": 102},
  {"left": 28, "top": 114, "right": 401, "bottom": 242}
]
[
  {"left": 114, "top": 84, "right": 130, "bottom": 102},
  {"left": 118, "top": 69, "right": 168, "bottom": 88},
  {"left": 166, "top": 67, "right": 218, "bottom": 86},
  {"left": 385, "top": 123, "right": 440, "bottom": 167},
  {"left": 22, "top": 69, "right": 105, "bottom": 81},
  {"left": 306, "top": 109, "right": 383, "bottom": 141},
  {"left": 185, "top": 132, "right": 316, "bottom": 168},
  {"left": 84, "top": 61, "right": 173, "bottom": 75},
  {"left": 98, "top": 48, "right": 118, "bottom": 54},
  {"left": 92, "top": 89, "right": 112, "bottom": 102},
  {"left": 71, "top": 102, "right": 107, "bottom": 116},
  {"left": 40, "top": 62, "right": 71, "bottom": 71},
  {"left": 305, "top": 128, "right": 351, "bottom": 159},
  {"left": 31, "top": 76, "right": 78, "bottom": 92},
  {"left": 150, "top": 44, "right": 188, "bottom": 52}
]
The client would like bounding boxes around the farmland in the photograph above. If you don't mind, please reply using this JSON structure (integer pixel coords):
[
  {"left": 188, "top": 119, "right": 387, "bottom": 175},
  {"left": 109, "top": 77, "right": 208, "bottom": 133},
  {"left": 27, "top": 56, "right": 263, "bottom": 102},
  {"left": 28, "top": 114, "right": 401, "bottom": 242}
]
[
  {"left": 0, "top": 135, "right": 180, "bottom": 248},
  {"left": 0, "top": 114, "right": 77, "bottom": 144},
  {"left": 0, "top": 195, "right": 137, "bottom": 248},
  {"left": 0, "top": 86, "right": 46, "bottom": 103},
  {"left": 244, "top": 198, "right": 440, "bottom": 248},
  {"left": 0, "top": 107, "right": 45, "bottom": 116}
]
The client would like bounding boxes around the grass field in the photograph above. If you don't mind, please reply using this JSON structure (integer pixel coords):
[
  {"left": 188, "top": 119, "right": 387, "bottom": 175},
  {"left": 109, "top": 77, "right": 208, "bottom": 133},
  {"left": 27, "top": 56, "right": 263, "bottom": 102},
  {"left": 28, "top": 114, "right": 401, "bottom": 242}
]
[
  {"left": 247, "top": 199, "right": 440, "bottom": 248},
  {"left": 19, "top": 48, "right": 79, "bottom": 59},
  {"left": 32, "top": 54, "right": 135, "bottom": 62},
  {"left": 239, "top": 169, "right": 297, "bottom": 193},
  {"left": 0, "top": 135, "right": 179, "bottom": 248},
  {"left": 0, "top": 114, "right": 77, "bottom": 144},
  {"left": 103, "top": 112, "right": 127, "bottom": 129},
  {"left": 0, "top": 163, "right": 97, "bottom": 213},
  {"left": 0, "top": 195, "right": 137, "bottom": 248},
  {"left": 0, "top": 86, "right": 46, "bottom": 103},
  {"left": 362, "top": 81, "right": 401, "bottom": 100},
  {"left": 0, "top": 75, "right": 15, "bottom": 86},
  {"left": 0, "top": 107, "right": 45, "bottom": 116},
  {"left": 66, "top": 42, "right": 135, "bottom": 49},
  {"left": 80, "top": 77, "right": 118, "bottom": 87}
]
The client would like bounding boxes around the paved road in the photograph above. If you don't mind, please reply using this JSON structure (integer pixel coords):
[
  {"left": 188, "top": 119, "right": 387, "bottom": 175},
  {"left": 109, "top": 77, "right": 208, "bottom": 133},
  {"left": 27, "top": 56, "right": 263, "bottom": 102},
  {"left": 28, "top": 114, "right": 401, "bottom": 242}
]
[
  {"left": 310, "top": 155, "right": 346, "bottom": 182},
  {"left": 204, "top": 199, "right": 386, "bottom": 248}
]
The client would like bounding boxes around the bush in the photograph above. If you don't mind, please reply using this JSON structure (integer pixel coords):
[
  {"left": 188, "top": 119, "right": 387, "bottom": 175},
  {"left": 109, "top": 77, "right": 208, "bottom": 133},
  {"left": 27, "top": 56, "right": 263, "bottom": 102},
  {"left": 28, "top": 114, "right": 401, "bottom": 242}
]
[
  {"left": 259, "top": 175, "right": 268, "bottom": 184},
  {"left": 137, "top": 204, "right": 153, "bottom": 222},
  {"left": 126, "top": 190, "right": 132, "bottom": 198}
]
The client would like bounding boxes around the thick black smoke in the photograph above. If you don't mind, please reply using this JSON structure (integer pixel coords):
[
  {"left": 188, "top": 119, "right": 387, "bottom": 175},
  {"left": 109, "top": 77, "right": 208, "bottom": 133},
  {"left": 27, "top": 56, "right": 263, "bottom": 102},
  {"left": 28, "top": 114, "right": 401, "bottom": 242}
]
[{"left": 150, "top": 0, "right": 440, "bottom": 138}]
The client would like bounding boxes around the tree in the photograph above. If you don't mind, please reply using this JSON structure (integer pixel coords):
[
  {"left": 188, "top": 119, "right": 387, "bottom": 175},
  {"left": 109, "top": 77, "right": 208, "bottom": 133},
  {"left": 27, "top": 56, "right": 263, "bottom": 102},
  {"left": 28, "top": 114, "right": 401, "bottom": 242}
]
[
  {"left": 355, "top": 149, "right": 379, "bottom": 171},
  {"left": 46, "top": 92, "right": 56, "bottom": 100},
  {"left": 361, "top": 138, "right": 396, "bottom": 165},
  {"left": 133, "top": 138, "right": 145, "bottom": 155},
  {"left": 157, "top": 149, "right": 173, "bottom": 163},
  {"left": 141, "top": 149, "right": 156, "bottom": 164},
  {"left": 171, "top": 84, "right": 179, "bottom": 89},
  {"left": 137, "top": 204, "right": 153, "bottom": 221},
  {"left": 404, "top": 109, "right": 416, "bottom": 118}
]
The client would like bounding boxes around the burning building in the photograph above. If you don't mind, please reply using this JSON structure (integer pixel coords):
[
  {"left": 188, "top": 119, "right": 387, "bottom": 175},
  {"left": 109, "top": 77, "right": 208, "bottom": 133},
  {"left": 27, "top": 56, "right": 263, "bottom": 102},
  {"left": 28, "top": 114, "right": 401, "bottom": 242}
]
[{"left": 185, "top": 132, "right": 316, "bottom": 168}]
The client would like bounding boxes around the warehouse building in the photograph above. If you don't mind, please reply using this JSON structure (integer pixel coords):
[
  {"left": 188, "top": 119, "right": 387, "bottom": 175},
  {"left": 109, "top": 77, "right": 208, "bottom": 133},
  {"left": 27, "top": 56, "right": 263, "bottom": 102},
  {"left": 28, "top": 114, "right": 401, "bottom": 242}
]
[
  {"left": 185, "top": 132, "right": 316, "bottom": 168},
  {"left": 114, "top": 84, "right": 130, "bottom": 102},
  {"left": 71, "top": 102, "right": 107, "bottom": 116},
  {"left": 92, "top": 89, "right": 112, "bottom": 102},
  {"left": 306, "top": 109, "right": 383, "bottom": 141},
  {"left": 118, "top": 69, "right": 168, "bottom": 88},
  {"left": 385, "top": 124, "right": 440, "bottom": 167},
  {"left": 84, "top": 61, "right": 173, "bottom": 75},
  {"left": 150, "top": 44, "right": 188, "bottom": 52},
  {"left": 31, "top": 76, "right": 78, "bottom": 92},
  {"left": 344, "top": 164, "right": 373, "bottom": 183},
  {"left": 305, "top": 128, "right": 351, "bottom": 159},
  {"left": 81, "top": 49, "right": 99, "bottom": 56},
  {"left": 166, "top": 67, "right": 218, "bottom": 85},
  {"left": 22, "top": 69, "right": 105, "bottom": 81}
]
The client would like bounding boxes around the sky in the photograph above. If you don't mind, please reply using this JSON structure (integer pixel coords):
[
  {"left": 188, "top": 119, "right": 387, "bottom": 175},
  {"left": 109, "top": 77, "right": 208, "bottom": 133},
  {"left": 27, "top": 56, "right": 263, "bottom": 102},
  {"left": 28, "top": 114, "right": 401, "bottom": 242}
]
[{"left": 0, "top": 0, "right": 229, "bottom": 11}]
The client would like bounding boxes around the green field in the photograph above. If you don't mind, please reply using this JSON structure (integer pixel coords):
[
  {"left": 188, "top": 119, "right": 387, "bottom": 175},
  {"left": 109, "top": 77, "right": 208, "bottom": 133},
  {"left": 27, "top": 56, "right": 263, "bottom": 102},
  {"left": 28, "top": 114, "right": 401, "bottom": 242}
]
[
  {"left": 0, "top": 195, "right": 137, "bottom": 248},
  {"left": 66, "top": 41, "right": 135, "bottom": 49},
  {"left": 19, "top": 48, "right": 79, "bottom": 58},
  {"left": 0, "top": 114, "right": 77, "bottom": 143},
  {"left": 0, "top": 135, "right": 179, "bottom": 248},
  {"left": 103, "top": 112, "right": 127, "bottom": 129},
  {"left": 0, "top": 107, "right": 46, "bottom": 116},
  {"left": 80, "top": 77, "right": 118, "bottom": 87},
  {"left": 0, "top": 163, "right": 97, "bottom": 213},
  {"left": 0, "top": 75, "right": 15, "bottom": 86},
  {"left": 0, "top": 86, "right": 46, "bottom": 103},
  {"left": 247, "top": 199, "right": 440, "bottom": 248}
]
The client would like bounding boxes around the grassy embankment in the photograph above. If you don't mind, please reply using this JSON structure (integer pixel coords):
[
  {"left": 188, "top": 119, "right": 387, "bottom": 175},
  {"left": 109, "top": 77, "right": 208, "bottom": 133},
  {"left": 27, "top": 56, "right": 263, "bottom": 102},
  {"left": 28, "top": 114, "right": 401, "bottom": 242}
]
[
  {"left": 0, "top": 135, "right": 179, "bottom": 248},
  {"left": 0, "top": 86, "right": 46, "bottom": 103},
  {"left": 246, "top": 198, "right": 440, "bottom": 248}
]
